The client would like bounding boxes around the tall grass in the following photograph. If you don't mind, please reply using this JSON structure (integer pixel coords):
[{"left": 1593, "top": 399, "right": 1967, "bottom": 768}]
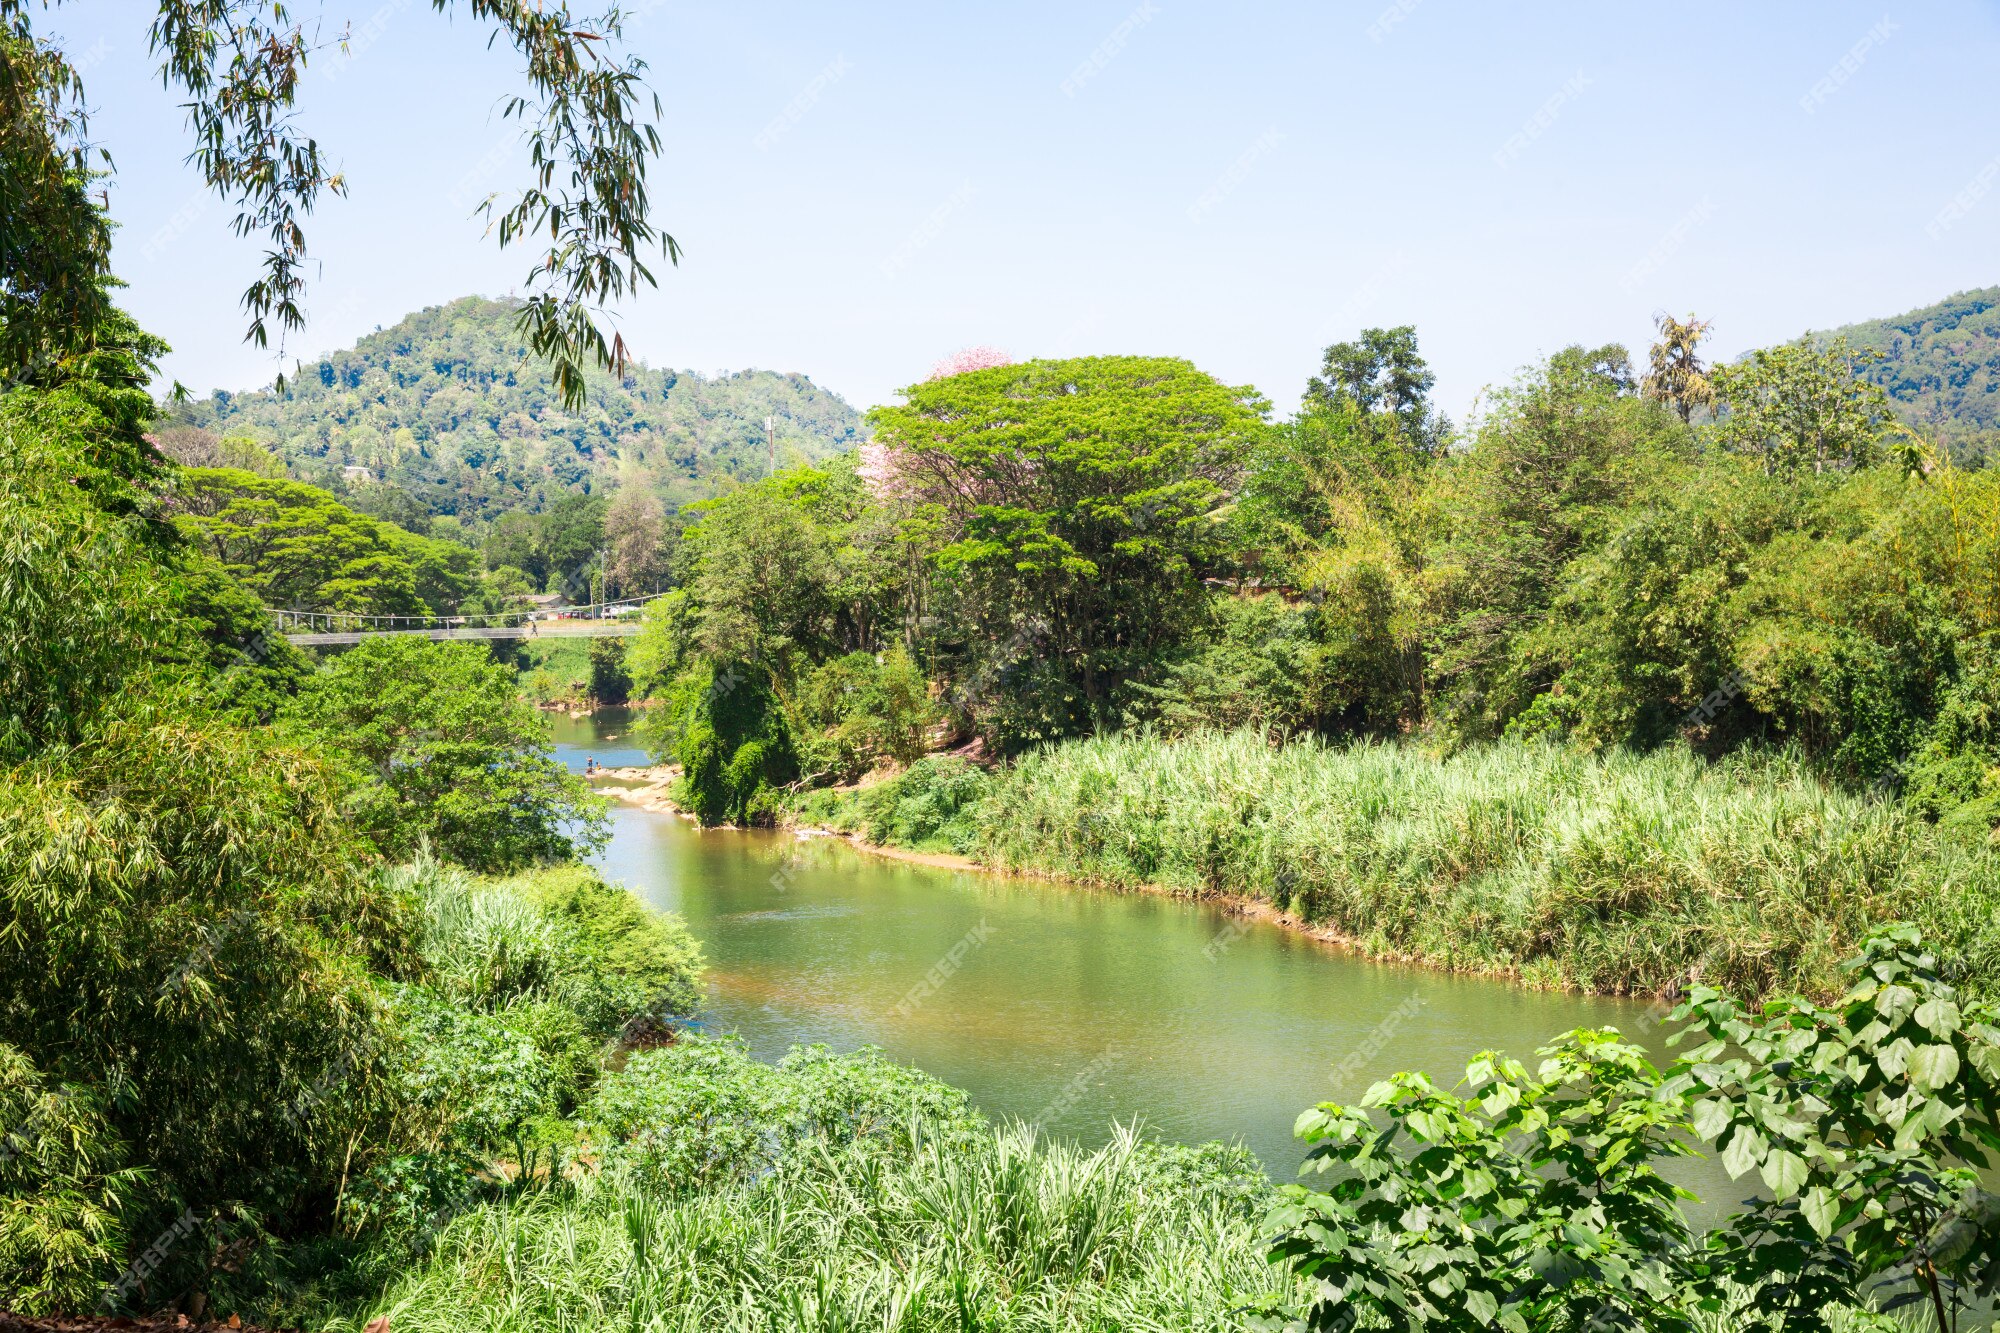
[
  {"left": 389, "top": 855, "right": 704, "bottom": 1026},
  {"left": 817, "top": 733, "right": 2000, "bottom": 1000},
  {"left": 322, "top": 1124, "right": 1274, "bottom": 1333}
]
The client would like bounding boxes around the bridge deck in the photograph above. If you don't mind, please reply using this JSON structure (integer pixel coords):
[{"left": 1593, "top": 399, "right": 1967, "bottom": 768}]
[{"left": 283, "top": 623, "right": 643, "bottom": 646}]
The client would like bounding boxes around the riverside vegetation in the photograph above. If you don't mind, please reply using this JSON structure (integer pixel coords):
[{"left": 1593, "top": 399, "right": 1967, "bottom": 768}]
[
  {"left": 11, "top": 5, "right": 2000, "bottom": 1327},
  {"left": 792, "top": 735, "right": 2000, "bottom": 1001}
]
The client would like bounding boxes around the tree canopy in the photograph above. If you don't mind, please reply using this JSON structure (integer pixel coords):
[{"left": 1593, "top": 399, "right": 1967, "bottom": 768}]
[
  {"left": 869, "top": 354, "right": 1267, "bottom": 743},
  {"left": 281, "top": 636, "right": 606, "bottom": 871}
]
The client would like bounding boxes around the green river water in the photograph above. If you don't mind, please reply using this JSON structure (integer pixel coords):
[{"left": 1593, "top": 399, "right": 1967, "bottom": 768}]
[{"left": 552, "top": 709, "right": 1691, "bottom": 1175}]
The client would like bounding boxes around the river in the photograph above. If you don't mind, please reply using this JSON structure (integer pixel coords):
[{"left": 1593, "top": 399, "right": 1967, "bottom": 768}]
[{"left": 552, "top": 709, "right": 1681, "bottom": 1173}]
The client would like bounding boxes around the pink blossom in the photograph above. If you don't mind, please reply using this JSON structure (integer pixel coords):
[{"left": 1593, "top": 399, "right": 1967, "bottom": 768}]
[
  {"left": 857, "top": 440, "right": 899, "bottom": 491},
  {"left": 927, "top": 346, "right": 1013, "bottom": 380},
  {"left": 859, "top": 348, "right": 1015, "bottom": 500}
]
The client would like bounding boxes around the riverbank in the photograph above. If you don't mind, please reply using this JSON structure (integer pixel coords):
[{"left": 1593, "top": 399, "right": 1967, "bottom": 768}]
[
  {"left": 786, "top": 730, "right": 2000, "bottom": 1003},
  {"left": 593, "top": 766, "right": 1439, "bottom": 972}
]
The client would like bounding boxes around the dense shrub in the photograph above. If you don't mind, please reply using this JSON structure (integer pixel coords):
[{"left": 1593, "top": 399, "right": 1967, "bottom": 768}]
[
  {"left": 0, "top": 1045, "right": 141, "bottom": 1315},
  {"left": 0, "top": 714, "right": 399, "bottom": 1265},
  {"left": 1903, "top": 635, "right": 2000, "bottom": 846},
  {"left": 650, "top": 660, "right": 800, "bottom": 826},
  {"left": 338, "top": 860, "right": 704, "bottom": 1238},
  {"left": 789, "top": 646, "right": 938, "bottom": 781},
  {"left": 1122, "top": 594, "right": 1331, "bottom": 737},
  {"left": 1262, "top": 928, "right": 2000, "bottom": 1332},
  {"left": 792, "top": 756, "right": 993, "bottom": 855},
  {"left": 399, "top": 859, "right": 702, "bottom": 1025},
  {"left": 281, "top": 636, "right": 606, "bottom": 869},
  {"left": 585, "top": 1038, "right": 982, "bottom": 1190}
]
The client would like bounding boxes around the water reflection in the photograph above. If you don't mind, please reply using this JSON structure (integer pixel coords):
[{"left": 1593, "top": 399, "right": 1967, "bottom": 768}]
[{"left": 552, "top": 712, "right": 1701, "bottom": 1178}]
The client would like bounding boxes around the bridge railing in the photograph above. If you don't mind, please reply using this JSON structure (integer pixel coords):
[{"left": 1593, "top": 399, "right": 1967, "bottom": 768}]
[{"left": 269, "top": 590, "right": 672, "bottom": 638}]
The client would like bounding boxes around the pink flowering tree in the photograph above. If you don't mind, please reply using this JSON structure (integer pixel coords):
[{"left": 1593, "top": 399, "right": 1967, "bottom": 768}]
[
  {"left": 927, "top": 346, "right": 1013, "bottom": 380},
  {"left": 859, "top": 347, "right": 1016, "bottom": 497}
]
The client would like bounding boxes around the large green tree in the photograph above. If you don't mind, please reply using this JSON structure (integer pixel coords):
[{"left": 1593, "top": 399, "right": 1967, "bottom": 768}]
[
  {"left": 660, "top": 460, "right": 899, "bottom": 680},
  {"left": 172, "top": 467, "right": 476, "bottom": 616},
  {"left": 1712, "top": 338, "right": 1895, "bottom": 475},
  {"left": 281, "top": 637, "right": 606, "bottom": 870},
  {"left": 869, "top": 355, "right": 1267, "bottom": 744},
  {"left": 1303, "top": 325, "right": 1450, "bottom": 460},
  {"left": 1426, "top": 351, "right": 1690, "bottom": 741}
]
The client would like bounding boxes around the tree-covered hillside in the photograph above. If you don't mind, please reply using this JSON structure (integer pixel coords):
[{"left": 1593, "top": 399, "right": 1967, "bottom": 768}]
[
  {"left": 169, "top": 296, "right": 868, "bottom": 525},
  {"left": 1812, "top": 285, "right": 2000, "bottom": 461}
]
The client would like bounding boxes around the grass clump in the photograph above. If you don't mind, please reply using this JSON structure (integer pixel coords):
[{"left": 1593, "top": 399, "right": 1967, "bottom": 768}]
[
  {"left": 326, "top": 1040, "right": 1275, "bottom": 1333},
  {"left": 330, "top": 859, "right": 705, "bottom": 1238},
  {"left": 585, "top": 1038, "right": 984, "bottom": 1190}
]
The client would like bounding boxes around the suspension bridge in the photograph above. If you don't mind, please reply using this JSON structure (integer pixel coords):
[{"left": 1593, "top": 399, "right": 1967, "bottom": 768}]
[{"left": 272, "top": 592, "right": 668, "bottom": 646}]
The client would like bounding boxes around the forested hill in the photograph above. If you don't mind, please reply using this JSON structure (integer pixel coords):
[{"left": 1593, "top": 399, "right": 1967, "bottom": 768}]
[
  {"left": 168, "top": 295, "right": 868, "bottom": 522},
  {"left": 1812, "top": 285, "right": 2000, "bottom": 460}
]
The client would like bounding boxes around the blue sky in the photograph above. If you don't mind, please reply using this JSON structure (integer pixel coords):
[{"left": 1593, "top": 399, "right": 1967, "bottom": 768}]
[{"left": 49, "top": 0, "right": 2000, "bottom": 421}]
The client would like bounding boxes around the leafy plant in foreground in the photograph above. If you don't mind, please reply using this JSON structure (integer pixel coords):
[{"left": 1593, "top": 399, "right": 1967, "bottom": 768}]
[
  {"left": 1670, "top": 925, "right": 2000, "bottom": 1332},
  {"left": 1259, "top": 1030, "right": 1702, "bottom": 1332},
  {"left": 1260, "top": 927, "right": 2000, "bottom": 1332}
]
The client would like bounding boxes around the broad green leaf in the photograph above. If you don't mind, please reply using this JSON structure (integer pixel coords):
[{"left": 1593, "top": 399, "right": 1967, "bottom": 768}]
[
  {"left": 1690, "top": 1098, "right": 1731, "bottom": 1142},
  {"left": 1876, "top": 984, "right": 1918, "bottom": 1023},
  {"left": 1759, "top": 1148, "right": 1808, "bottom": 1201},
  {"left": 1908, "top": 1044, "right": 1961, "bottom": 1093},
  {"left": 1721, "top": 1126, "right": 1765, "bottom": 1180},
  {"left": 1915, "top": 997, "right": 1961, "bottom": 1038}
]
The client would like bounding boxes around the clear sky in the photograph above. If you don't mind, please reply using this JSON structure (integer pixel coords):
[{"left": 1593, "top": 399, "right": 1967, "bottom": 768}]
[{"left": 46, "top": 0, "right": 2000, "bottom": 421}]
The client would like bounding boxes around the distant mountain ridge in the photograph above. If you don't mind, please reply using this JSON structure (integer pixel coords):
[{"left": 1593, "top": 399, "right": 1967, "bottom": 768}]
[
  {"left": 1811, "top": 285, "right": 2000, "bottom": 461},
  {"left": 172, "top": 296, "right": 868, "bottom": 521}
]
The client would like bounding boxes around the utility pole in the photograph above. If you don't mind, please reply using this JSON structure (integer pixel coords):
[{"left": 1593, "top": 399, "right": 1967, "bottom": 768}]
[{"left": 766, "top": 415, "right": 776, "bottom": 477}]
